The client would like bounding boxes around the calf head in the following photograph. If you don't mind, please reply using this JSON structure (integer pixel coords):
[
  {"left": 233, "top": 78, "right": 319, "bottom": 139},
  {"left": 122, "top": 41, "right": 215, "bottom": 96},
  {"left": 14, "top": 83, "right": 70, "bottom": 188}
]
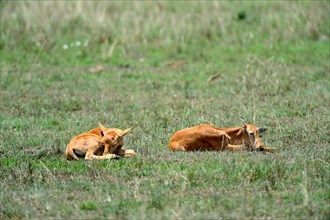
[
  {"left": 237, "top": 124, "right": 267, "bottom": 150},
  {"left": 99, "top": 122, "right": 132, "bottom": 153}
]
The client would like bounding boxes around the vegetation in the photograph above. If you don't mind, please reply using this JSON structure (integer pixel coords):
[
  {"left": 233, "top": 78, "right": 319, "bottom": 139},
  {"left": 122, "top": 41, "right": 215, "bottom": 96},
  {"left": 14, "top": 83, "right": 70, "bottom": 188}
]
[{"left": 0, "top": 1, "right": 329, "bottom": 219}]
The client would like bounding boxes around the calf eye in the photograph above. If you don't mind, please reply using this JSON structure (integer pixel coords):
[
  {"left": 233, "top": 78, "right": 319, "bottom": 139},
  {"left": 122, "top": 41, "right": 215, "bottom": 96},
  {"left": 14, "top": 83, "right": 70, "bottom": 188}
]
[{"left": 248, "top": 132, "right": 254, "bottom": 136}]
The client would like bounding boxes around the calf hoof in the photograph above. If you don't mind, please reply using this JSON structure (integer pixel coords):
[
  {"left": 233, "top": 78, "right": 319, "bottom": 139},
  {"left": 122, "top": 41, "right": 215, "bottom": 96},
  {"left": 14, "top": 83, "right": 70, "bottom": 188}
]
[
  {"left": 260, "top": 147, "right": 277, "bottom": 153},
  {"left": 113, "top": 155, "right": 122, "bottom": 160}
]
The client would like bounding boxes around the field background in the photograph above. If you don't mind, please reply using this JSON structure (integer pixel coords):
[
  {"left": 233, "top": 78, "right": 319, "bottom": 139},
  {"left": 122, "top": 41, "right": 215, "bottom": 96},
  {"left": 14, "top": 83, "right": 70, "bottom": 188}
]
[{"left": 0, "top": 1, "right": 329, "bottom": 219}]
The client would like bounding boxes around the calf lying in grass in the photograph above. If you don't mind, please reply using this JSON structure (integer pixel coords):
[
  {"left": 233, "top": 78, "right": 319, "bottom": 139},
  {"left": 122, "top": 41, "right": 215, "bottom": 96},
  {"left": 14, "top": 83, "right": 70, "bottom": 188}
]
[
  {"left": 169, "top": 124, "right": 276, "bottom": 152},
  {"left": 66, "top": 122, "right": 136, "bottom": 160}
]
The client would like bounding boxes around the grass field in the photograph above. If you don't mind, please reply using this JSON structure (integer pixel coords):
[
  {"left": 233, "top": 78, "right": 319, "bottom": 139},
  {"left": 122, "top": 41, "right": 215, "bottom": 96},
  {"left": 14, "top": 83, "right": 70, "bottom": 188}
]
[{"left": 0, "top": 1, "right": 329, "bottom": 219}]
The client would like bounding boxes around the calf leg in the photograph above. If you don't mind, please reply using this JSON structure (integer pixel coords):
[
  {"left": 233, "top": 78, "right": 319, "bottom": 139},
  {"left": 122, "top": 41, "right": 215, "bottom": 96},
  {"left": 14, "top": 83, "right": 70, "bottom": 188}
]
[
  {"left": 115, "top": 148, "right": 136, "bottom": 158},
  {"left": 226, "top": 144, "right": 246, "bottom": 151},
  {"left": 85, "top": 150, "right": 121, "bottom": 160},
  {"left": 260, "top": 147, "right": 277, "bottom": 153},
  {"left": 169, "top": 142, "right": 186, "bottom": 151},
  {"left": 123, "top": 149, "right": 136, "bottom": 157},
  {"left": 92, "top": 154, "right": 121, "bottom": 160}
]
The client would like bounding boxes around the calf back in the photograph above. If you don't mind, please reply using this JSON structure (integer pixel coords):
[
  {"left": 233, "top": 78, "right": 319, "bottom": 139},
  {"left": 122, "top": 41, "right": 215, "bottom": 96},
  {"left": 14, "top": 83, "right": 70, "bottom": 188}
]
[{"left": 169, "top": 124, "right": 230, "bottom": 151}]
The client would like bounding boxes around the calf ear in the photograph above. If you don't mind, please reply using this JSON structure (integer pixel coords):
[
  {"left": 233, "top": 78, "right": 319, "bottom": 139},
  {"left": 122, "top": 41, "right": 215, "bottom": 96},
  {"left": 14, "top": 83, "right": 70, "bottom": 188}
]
[
  {"left": 99, "top": 122, "right": 107, "bottom": 136},
  {"left": 258, "top": 127, "right": 267, "bottom": 133},
  {"left": 119, "top": 127, "right": 132, "bottom": 138}
]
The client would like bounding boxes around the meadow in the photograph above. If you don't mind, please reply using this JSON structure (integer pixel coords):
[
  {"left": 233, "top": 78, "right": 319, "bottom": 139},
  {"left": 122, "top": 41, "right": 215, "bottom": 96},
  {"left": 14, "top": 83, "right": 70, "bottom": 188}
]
[{"left": 0, "top": 1, "right": 329, "bottom": 219}]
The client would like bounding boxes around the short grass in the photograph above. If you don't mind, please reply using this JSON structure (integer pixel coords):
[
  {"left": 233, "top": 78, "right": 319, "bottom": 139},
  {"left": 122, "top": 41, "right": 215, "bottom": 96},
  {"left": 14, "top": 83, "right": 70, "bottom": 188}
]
[{"left": 0, "top": 1, "right": 329, "bottom": 219}]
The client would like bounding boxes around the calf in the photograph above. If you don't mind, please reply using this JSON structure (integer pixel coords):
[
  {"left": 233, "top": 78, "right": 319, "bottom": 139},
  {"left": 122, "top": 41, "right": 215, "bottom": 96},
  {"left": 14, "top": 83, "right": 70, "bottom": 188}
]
[
  {"left": 169, "top": 124, "right": 275, "bottom": 152},
  {"left": 66, "top": 122, "right": 136, "bottom": 160}
]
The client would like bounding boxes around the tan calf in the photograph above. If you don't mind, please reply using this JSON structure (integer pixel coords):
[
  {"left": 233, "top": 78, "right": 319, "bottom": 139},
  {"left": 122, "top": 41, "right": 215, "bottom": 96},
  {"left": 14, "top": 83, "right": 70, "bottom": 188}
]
[
  {"left": 66, "top": 122, "right": 136, "bottom": 160},
  {"left": 169, "top": 124, "right": 276, "bottom": 152}
]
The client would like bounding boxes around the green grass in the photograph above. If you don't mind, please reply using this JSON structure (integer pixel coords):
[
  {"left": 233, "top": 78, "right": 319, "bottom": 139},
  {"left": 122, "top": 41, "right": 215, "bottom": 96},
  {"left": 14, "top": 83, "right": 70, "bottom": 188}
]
[{"left": 0, "top": 1, "right": 329, "bottom": 219}]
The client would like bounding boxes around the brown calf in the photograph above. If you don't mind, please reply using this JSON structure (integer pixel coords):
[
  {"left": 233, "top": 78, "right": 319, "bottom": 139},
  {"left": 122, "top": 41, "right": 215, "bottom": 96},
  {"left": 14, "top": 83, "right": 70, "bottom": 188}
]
[
  {"left": 169, "top": 124, "right": 276, "bottom": 152},
  {"left": 66, "top": 122, "right": 136, "bottom": 160}
]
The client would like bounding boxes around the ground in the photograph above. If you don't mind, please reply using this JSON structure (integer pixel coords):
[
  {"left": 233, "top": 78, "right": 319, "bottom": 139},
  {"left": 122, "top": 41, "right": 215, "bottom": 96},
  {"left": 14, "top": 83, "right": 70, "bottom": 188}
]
[{"left": 0, "top": 1, "right": 329, "bottom": 219}]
